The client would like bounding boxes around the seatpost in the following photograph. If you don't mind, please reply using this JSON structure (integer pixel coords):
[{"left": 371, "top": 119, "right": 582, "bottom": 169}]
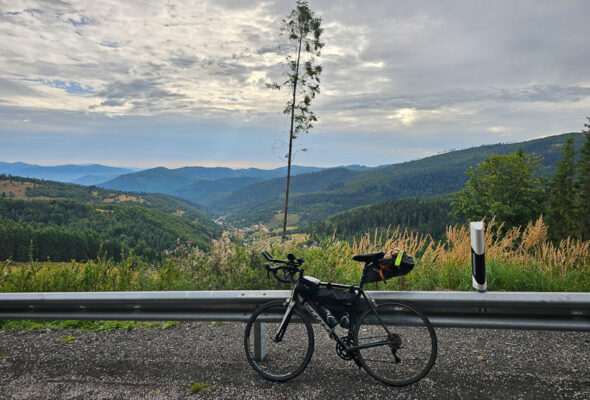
[{"left": 359, "top": 264, "right": 369, "bottom": 289}]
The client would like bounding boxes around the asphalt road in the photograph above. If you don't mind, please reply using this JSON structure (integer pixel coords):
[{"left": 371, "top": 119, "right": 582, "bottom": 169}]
[{"left": 0, "top": 322, "right": 588, "bottom": 399}]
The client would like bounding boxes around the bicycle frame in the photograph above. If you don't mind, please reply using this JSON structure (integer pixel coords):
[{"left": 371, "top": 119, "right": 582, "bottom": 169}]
[
  {"left": 273, "top": 270, "right": 395, "bottom": 354},
  {"left": 251, "top": 251, "right": 437, "bottom": 385}
]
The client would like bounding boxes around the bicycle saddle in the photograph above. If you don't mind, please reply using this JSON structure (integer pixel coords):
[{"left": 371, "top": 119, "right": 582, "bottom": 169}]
[{"left": 352, "top": 252, "right": 384, "bottom": 263}]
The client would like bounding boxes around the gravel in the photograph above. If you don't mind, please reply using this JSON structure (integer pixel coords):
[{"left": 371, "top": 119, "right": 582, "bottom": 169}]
[{"left": 0, "top": 322, "right": 588, "bottom": 399}]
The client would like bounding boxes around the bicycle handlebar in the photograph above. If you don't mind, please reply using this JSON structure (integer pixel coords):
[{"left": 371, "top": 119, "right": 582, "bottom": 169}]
[{"left": 262, "top": 251, "right": 304, "bottom": 283}]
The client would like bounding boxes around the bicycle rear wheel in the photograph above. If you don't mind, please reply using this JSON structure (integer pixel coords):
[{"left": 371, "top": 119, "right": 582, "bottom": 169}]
[
  {"left": 244, "top": 300, "right": 314, "bottom": 382},
  {"left": 353, "top": 302, "right": 437, "bottom": 386}
]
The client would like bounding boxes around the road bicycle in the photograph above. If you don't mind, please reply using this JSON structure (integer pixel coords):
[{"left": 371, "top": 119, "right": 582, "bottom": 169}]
[{"left": 244, "top": 251, "right": 437, "bottom": 386}]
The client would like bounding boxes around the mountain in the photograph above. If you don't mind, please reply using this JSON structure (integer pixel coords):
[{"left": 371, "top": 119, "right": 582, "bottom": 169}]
[
  {"left": 0, "top": 176, "right": 222, "bottom": 261},
  {"left": 177, "top": 165, "right": 323, "bottom": 180},
  {"left": 222, "top": 132, "right": 585, "bottom": 227},
  {"left": 171, "top": 176, "right": 266, "bottom": 205},
  {"left": 212, "top": 167, "right": 361, "bottom": 212},
  {"left": 0, "top": 162, "right": 136, "bottom": 185},
  {"left": 0, "top": 175, "right": 220, "bottom": 231},
  {"left": 98, "top": 165, "right": 325, "bottom": 194},
  {"left": 340, "top": 164, "right": 382, "bottom": 171},
  {"left": 99, "top": 167, "right": 198, "bottom": 193},
  {"left": 0, "top": 162, "right": 34, "bottom": 174}
]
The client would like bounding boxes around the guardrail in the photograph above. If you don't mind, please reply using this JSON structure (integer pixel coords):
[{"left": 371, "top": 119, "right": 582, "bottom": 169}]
[{"left": 1, "top": 290, "right": 589, "bottom": 331}]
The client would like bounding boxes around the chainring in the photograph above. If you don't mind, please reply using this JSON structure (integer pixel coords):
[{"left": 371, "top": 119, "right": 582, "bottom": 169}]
[
  {"left": 336, "top": 336, "right": 363, "bottom": 370},
  {"left": 336, "top": 338, "right": 354, "bottom": 361}
]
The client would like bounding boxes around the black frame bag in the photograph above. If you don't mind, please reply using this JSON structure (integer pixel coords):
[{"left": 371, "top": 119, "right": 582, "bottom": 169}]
[
  {"left": 364, "top": 251, "right": 415, "bottom": 284},
  {"left": 295, "top": 277, "right": 356, "bottom": 310}
]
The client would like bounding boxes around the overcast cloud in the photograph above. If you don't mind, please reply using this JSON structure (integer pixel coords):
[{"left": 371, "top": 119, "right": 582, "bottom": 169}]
[{"left": 0, "top": 0, "right": 588, "bottom": 168}]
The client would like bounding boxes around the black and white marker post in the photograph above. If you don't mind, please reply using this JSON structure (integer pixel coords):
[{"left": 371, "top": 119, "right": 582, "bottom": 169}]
[{"left": 470, "top": 221, "right": 486, "bottom": 292}]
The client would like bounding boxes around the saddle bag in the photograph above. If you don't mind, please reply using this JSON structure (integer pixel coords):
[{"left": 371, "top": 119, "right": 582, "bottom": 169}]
[{"left": 364, "top": 250, "right": 415, "bottom": 284}]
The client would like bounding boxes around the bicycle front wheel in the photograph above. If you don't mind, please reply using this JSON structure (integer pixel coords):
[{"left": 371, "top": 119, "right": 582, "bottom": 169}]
[
  {"left": 244, "top": 300, "right": 314, "bottom": 382},
  {"left": 353, "top": 302, "right": 437, "bottom": 386}
]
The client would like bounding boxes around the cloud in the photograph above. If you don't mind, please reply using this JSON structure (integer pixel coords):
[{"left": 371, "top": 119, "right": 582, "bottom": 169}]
[
  {"left": 388, "top": 108, "right": 418, "bottom": 126},
  {"left": 487, "top": 126, "right": 510, "bottom": 133},
  {"left": 0, "top": 0, "right": 589, "bottom": 167},
  {"left": 0, "top": 0, "right": 285, "bottom": 116}
]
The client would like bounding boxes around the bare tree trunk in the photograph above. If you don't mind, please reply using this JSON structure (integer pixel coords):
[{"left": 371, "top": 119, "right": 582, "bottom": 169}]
[{"left": 282, "top": 36, "right": 303, "bottom": 242}]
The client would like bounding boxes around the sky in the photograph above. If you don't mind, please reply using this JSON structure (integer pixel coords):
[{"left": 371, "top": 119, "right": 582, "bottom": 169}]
[{"left": 0, "top": 0, "right": 589, "bottom": 169}]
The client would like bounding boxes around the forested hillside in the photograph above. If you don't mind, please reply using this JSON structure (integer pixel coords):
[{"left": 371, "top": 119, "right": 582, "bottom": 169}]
[
  {"left": 303, "top": 196, "right": 461, "bottom": 241},
  {"left": 0, "top": 176, "right": 222, "bottom": 262},
  {"left": 0, "top": 175, "right": 218, "bottom": 228},
  {"left": 0, "top": 198, "right": 218, "bottom": 262},
  {"left": 171, "top": 176, "right": 265, "bottom": 204},
  {"left": 223, "top": 132, "right": 584, "bottom": 226},
  {"left": 213, "top": 167, "right": 360, "bottom": 211}
]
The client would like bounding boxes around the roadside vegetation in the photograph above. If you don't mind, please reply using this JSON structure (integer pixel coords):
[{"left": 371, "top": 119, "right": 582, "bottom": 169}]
[{"left": 1, "top": 216, "right": 587, "bottom": 297}]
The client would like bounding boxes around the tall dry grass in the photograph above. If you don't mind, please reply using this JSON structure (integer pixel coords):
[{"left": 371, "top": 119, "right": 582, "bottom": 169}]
[{"left": 302, "top": 216, "right": 589, "bottom": 291}]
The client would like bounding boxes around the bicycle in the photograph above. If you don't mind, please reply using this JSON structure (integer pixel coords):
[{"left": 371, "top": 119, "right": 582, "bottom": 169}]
[{"left": 244, "top": 251, "right": 437, "bottom": 386}]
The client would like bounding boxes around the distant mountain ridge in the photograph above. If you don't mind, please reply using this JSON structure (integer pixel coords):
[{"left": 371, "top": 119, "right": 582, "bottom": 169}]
[
  {"left": 97, "top": 165, "right": 326, "bottom": 193},
  {"left": 96, "top": 164, "right": 379, "bottom": 202},
  {"left": 0, "top": 162, "right": 137, "bottom": 185}
]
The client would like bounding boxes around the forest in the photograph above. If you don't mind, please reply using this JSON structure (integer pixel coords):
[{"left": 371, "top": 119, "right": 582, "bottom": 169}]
[
  {"left": 0, "top": 197, "right": 218, "bottom": 262},
  {"left": 220, "top": 132, "right": 585, "bottom": 226},
  {"left": 304, "top": 196, "right": 461, "bottom": 241}
]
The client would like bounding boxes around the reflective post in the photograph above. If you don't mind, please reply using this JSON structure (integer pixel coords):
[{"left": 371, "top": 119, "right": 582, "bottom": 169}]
[
  {"left": 254, "top": 321, "right": 266, "bottom": 362},
  {"left": 470, "top": 221, "right": 486, "bottom": 292}
]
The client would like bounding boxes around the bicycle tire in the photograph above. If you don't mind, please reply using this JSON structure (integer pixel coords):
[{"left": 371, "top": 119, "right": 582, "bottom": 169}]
[
  {"left": 244, "top": 300, "right": 314, "bottom": 382},
  {"left": 353, "top": 302, "right": 437, "bottom": 386}
]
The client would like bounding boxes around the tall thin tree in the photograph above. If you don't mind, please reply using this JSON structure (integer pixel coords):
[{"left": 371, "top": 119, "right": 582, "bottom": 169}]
[{"left": 270, "top": 1, "right": 323, "bottom": 241}]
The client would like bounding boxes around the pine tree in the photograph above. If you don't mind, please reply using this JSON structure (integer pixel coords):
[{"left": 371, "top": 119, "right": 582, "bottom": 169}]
[
  {"left": 576, "top": 117, "right": 590, "bottom": 240},
  {"left": 547, "top": 137, "right": 576, "bottom": 240},
  {"left": 268, "top": 1, "right": 324, "bottom": 241}
]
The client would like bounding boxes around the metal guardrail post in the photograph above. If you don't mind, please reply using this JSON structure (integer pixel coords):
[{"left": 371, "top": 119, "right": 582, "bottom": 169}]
[
  {"left": 470, "top": 221, "right": 486, "bottom": 292},
  {"left": 254, "top": 321, "right": 266, "bottom": 362}
]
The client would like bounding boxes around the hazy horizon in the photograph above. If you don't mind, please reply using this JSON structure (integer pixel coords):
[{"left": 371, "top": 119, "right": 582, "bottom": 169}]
[{"left": 0, "top": 130, "right": 580, "bottom": 170}]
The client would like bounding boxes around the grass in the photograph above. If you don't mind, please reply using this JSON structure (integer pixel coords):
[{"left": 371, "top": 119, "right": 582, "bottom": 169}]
[
  {"left": 0, "top": 217, "right": 587, "bottom": 295},
  {"left": 162, "top": 321, "right": 181, "bottom": 329},
  {"left": 0, "top": 320, "right": 176, "bottom": 332},
  {"left": 56, "top": 335, "right": 75, "bottom": 343},
  {"left": 189, "top": 380, "right": 212, "bottom": 394},
  {"left": 211, "top": 321, "right": 227, "bottom": 327}
]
